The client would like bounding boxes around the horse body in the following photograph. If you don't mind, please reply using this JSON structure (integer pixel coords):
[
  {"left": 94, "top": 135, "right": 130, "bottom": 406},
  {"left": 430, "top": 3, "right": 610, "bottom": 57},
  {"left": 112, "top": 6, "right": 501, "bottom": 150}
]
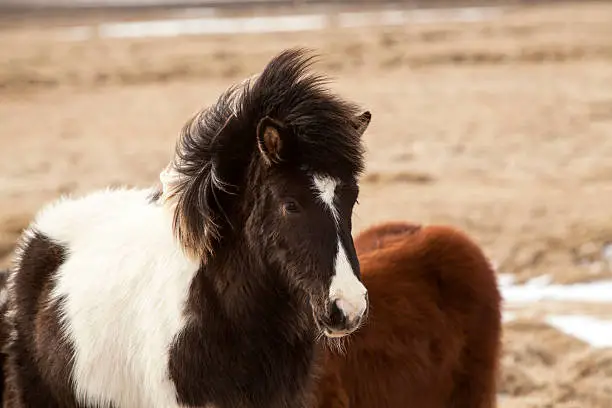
[
  {"left": 3, "top": 49, "right": 372, "bottom": 408},
  {"left": 12, "top": 188, "right": 197, "bottom": 407},
  {"left": 315, "top": 222, "right": 502, "bottom": 408}
]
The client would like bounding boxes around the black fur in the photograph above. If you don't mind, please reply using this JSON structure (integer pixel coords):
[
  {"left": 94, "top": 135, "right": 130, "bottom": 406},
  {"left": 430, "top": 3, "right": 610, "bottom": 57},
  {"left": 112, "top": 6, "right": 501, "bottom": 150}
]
[
  {"left": 168, "top": 48, "right": 366, "bottom": 259},
  {"left": 2, "top": 232, "right": 79, "bottom": 407},
  {"left": 165, "top": 48, "right": 370, "bottom": 407}
]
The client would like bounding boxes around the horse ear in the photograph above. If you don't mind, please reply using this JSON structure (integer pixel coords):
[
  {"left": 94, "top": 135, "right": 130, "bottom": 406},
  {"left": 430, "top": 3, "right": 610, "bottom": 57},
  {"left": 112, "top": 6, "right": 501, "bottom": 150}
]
[
  {"left": 352, "top": 111, "right": 371, "bottom": 137},
  {"left": 257, "top": 116, "right": 285, "bottom": 165}
]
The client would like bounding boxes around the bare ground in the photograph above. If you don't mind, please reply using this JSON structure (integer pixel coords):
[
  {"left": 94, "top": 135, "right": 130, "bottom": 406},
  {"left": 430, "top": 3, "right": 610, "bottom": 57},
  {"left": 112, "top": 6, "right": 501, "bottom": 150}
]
[{"left": 1, "top": 1, "right": 611, "bottom": 405}]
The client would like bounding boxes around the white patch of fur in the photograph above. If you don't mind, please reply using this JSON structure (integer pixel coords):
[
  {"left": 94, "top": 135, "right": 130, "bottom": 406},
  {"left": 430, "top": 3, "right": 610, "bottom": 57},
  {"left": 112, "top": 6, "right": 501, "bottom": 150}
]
[
  {"left": 159, "top": 163, "right": 182, "bottom": 205},
  {"left": 312, "top": 174, "right": 339, "bottom": 224},
  {"left": 311, "top": 174, "right": 367, "bottom": 322},
  {"left": 0, "top": 287, "right": 7, "bottom": 308},
  {"left": 32, "top": 187, "right": 199, "bottom": 408},
  {"left": 328, "top": 241, "right": 367, "bottom": 322}
]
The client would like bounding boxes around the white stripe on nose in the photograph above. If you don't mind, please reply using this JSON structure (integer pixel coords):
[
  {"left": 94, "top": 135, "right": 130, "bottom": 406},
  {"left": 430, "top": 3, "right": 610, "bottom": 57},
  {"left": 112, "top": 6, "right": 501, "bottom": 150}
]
[
  {"left": 329, "top": 240, "right": 368, "bottom": 321},
  {"left": 312, "top": 173, "right": 367, "bottom": 320}
]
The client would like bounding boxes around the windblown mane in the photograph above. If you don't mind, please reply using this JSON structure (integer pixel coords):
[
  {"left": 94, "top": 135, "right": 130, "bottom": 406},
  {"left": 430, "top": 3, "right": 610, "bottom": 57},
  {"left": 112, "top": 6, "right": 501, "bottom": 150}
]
[{"left": 164, "top": 48, "right": 366, "bottom": 259}]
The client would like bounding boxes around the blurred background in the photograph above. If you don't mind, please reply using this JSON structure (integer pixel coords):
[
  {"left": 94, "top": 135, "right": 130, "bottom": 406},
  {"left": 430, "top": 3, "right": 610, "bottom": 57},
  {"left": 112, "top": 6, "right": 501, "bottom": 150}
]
[{"left": 1, "top": 0, "right": 611, "bottom": 406}]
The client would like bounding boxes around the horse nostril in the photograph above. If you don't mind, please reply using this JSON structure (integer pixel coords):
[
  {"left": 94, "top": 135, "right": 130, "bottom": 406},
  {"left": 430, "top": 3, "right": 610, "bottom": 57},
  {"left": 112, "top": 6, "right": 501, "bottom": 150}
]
[{"left": 329, "top": 299, "right": 346, "bottom": 328}]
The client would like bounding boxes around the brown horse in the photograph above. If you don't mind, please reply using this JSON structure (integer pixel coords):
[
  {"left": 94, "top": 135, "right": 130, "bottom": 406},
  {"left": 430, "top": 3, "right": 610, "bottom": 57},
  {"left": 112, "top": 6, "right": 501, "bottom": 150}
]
[{"left": 315, "top": 221, "right": 502, "bottom": 408}]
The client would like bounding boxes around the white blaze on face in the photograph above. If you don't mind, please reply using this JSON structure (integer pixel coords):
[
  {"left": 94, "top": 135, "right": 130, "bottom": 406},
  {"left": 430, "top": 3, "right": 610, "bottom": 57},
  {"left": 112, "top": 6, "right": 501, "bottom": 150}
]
[
  {"left": 312, "top": 174, "right": 368, "bottom": 323},
  {"left": 312, "top": 175, "right": 339, "bottom": 224}
]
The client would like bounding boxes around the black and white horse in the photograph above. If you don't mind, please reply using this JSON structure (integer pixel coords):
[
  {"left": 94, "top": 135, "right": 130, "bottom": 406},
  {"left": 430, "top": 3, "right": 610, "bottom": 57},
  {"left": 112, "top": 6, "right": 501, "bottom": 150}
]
[{"left": 2, "top": 49, "right": 372, "bottom": 408}]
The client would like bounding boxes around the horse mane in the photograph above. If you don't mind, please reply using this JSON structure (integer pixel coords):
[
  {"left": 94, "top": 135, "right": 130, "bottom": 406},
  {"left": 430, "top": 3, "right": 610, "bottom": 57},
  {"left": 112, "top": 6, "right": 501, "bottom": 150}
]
[{"left": 165, "top": 48, "right": 366, "bottom": 259}]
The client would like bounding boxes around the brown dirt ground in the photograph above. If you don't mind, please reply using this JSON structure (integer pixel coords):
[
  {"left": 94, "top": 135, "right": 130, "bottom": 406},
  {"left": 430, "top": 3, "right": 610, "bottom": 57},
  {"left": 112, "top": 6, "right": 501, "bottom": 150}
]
[{"left": 1, "top": 1, "right": 611, "bottom": 406}]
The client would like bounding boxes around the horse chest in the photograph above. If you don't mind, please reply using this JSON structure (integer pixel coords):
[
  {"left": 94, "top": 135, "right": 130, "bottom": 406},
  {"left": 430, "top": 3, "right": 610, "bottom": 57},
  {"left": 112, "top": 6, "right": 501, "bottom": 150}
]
[{"left": 169, "top": 319, "right": 317, "bottom": 408}]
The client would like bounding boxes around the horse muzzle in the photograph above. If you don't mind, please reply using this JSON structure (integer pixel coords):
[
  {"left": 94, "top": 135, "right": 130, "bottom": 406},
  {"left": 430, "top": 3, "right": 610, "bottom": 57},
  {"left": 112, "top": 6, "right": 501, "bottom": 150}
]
[{"left": 322, "top": 291, "right": 369, "bottom": 338}]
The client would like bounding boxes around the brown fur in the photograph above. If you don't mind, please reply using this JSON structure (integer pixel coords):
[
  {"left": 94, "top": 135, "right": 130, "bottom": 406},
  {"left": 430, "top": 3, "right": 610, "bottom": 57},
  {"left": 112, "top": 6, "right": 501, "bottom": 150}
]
[{"left": 314, "top": 221, "right": 502, "bottom": 408}]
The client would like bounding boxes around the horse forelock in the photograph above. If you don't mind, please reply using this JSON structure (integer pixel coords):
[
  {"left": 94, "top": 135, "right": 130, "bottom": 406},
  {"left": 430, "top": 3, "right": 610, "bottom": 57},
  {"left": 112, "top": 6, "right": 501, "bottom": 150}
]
[{"left": 167, "top": 48, "right": 366, "bottom": 260}]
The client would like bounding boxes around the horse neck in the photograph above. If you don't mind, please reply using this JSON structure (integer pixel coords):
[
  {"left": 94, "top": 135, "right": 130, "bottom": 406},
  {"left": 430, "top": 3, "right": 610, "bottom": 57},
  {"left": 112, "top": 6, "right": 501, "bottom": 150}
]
[{"left": 194, "top": 238, "right": 314, "bottom": 339}]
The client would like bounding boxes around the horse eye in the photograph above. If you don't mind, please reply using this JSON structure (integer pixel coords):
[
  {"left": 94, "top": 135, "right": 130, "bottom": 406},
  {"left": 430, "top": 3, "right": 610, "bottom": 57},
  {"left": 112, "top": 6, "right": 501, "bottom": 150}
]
[{"left": 282, "top": 200, "right": 300, "bottom": 214}]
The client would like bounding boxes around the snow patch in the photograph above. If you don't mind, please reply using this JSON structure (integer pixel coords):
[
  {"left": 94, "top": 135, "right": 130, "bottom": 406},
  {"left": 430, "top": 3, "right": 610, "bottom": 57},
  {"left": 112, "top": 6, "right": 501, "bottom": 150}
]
[
  {"left": 57, "top": 6, "right": 506, "bottom": 40},
  {"left": 501, "top": 277, "right": 612, "bottom": 304},
  {"left": 497, "top": 273, "right": 516, "bottom": 288},
  {"left": 546, "top": 315, "right": 612, "bottom": 348}
]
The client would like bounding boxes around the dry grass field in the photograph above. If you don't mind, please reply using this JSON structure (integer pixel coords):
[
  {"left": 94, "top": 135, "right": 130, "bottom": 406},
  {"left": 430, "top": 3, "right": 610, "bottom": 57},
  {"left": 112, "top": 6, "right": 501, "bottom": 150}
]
[{"left": 1, "top": 1, "right": 611, "bottom": 406}]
